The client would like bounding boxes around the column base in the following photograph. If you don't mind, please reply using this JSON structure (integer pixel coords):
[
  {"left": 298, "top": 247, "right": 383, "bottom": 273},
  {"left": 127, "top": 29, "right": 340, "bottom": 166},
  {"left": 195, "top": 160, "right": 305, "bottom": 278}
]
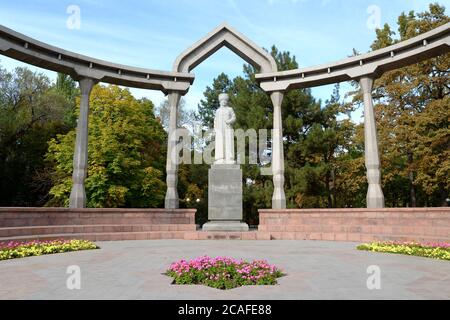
[
  {"left": 367, "top": 184, "right": 385, "bottom": 208},
  {"left": 202, "top": 221, "right": 249, "bottom": 232},
  {"left": 69, "top": 184, "right": 86, "bottom": 208},
  {"left": 165, "top": 197, "right": 179, "bottom": 209},
  {"left": 272, "top": 197, "right": 286, "bottom": 209}
]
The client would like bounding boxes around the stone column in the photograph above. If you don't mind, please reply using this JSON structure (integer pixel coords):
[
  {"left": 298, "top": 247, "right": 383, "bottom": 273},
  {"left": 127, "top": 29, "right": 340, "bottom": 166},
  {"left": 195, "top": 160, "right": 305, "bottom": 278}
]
[
  {"left": 69, "top": 77, "right": 96, "bottom": 208},
  {"left": 360, "top": 76, "right": 385, "bottom": 208},
  {"left": 270, "top": 91, "right": 286, "bottom": 209},
  {"left": 165, "top": 91, "right": 181, "bottom": 209}
]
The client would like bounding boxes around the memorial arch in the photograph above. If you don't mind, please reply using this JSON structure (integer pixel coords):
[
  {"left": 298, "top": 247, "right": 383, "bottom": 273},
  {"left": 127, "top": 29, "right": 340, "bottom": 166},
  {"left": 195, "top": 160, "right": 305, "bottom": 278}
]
[
  {"left": 166, "top": 23, "right": 286, "bottom": 210},
  {"left": 173, "top": 23, "right": 277, "bottom": 73},
  {"left": 0, "top": 21, "right": 449, "bottom": 213}
]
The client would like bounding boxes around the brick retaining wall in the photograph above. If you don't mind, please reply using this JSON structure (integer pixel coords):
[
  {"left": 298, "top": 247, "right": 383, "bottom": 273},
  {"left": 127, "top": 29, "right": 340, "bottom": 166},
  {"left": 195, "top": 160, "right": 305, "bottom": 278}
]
[
  {"left": 258, "top": 208, "right": 450, "bottom": 242},
  {"left": 1, "top": 207, "right": 449, "bottom": 243},
  {"left": 0, "top": 208, "right": 197, "bottom": 241}
]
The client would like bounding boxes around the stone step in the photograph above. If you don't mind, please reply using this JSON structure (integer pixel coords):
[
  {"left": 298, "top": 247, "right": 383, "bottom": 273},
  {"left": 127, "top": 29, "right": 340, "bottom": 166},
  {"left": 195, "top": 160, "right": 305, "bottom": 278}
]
[
  {"left": 191, "top": 231, "right": 259, "bottom": 240},
  {"left": 0, "top": 218, "right": 195, "bottom": 227},
  {"left": 260, "top": 217, "right": 450, "bottom": 227},
  {"left": 0, "top": 224, "right": 197, "bottom": 237},
  {"left": 0, "top": 231, "right": 260, "bottom": 242},
  {"left": 259, "top": 225, "right": 450, "bottom": 237},
  {"left": 261, "top": 231, "right": 450, "bottom": 243},
  {"left": 0, "top": 231, "right": 192, "bottom": 242},
  {"left": 1, "top": 230, "right": 447, "bottom": 243}
]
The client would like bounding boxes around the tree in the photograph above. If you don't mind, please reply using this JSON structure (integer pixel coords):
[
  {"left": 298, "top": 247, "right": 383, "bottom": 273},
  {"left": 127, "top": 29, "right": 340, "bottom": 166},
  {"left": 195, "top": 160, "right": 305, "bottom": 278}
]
[
  {"left": 197, "top": 73, "right": 234, "bottom": 128},
  {"left": 195, "top": 46, "right": 348, "bottom": 223},
  {"left": 178, "top": 157, "right": 209, "bottom": 224},
  {"left": 0, "top": 66, "right": 74, "bottom": 206},
  {"left": 155, "top": 97, "right": 198, "bottom": 131},
  {"left": 46, "top": 84, "right": 167, "bottom": 208},
  {"left": 55, "top": 73, "right": 78, "bottom": 127},
  {"left": 291, "top": 84, "right": 357, "bottom": 208},
  {"left": 365, "top": 3, "right": 449, "bottom": 207}
]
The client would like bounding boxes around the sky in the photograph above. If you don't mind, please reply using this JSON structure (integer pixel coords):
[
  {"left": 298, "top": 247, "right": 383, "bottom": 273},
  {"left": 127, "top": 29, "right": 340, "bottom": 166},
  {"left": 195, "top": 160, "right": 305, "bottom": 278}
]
[{"left": 0, "top": 0, "right": 448, "bottom": 122}]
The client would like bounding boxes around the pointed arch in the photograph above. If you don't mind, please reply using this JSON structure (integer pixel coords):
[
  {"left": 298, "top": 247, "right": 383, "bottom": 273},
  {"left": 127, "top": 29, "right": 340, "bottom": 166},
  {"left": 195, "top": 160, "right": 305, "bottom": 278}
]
[{"left": 173, "top": 22, "right": 277, "bottom": 74}]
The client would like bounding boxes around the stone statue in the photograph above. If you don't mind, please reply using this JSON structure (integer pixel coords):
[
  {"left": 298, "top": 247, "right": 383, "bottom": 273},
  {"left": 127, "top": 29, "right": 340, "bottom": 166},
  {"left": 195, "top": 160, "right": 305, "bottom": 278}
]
[
  {"left": 205, "top": 92, "right": 248, "bottom": 232},
  {"left": 214, "top": 93, "right": 236, "bottom": 164}
]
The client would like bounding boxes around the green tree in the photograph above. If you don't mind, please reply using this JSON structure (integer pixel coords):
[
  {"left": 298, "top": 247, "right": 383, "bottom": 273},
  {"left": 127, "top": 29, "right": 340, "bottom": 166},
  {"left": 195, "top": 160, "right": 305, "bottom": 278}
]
[
  {"left": 0, "top": 66, "right": 74, "bottom": 206},
  {"left": 55, "top": 73, "right": 78, "bottom": 127},
  {"left": 195, "top": 47, "right": 347, "bottom": 223},
  {"left": 291, "top": 84, "right": 356, "bottom": 208},
  {"left": 365, "top": 3, "right": 449, "bottom": 207},
  {"left": 197, "top": 73, "right": 234, "bottom": 128},
  {"left": 155, "top": 97, "right": 198, "bottom": 131},
  {"left": 46, "top": 84, "right": 167, "bottom": 208},
  {"left": 178, "top": 157, "right": 209, "bottom": 224},
  {"left": 157, "top": 96, "right": 210, "bottom": 224}
]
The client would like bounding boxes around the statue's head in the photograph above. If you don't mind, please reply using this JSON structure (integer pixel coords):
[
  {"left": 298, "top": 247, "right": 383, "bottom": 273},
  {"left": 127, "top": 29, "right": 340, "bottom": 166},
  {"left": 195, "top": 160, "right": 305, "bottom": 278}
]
[{"left": 218, "top": 93, "right": 229, "bottom": 107}]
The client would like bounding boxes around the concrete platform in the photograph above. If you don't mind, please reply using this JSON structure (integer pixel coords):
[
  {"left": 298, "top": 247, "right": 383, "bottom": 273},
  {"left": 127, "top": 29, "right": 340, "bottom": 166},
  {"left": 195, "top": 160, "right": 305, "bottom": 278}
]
[
  {"left": 0, "top": 240, "right": 449, "bottom": 300},
  {"left": 202, "top": 221, "right": 249, "bottom": 232}
]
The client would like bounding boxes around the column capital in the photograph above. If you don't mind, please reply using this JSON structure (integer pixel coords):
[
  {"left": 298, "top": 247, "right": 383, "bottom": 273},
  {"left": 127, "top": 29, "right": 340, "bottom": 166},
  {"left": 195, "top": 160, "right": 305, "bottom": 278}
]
[
  {"left": 359, "top": 76, "right": 374, "bottom": 93},
  {"left": 165, "top": 89, "right": 185, "bottom": 95},
  {"left": 167, "top": 91, "right": 182, "bottom": 107},
  {"left": 78, "top": 77, "right": 97, "bottom": 95},
  {"left": 270, "top": 91, "right": 285, "bottom": 107}
]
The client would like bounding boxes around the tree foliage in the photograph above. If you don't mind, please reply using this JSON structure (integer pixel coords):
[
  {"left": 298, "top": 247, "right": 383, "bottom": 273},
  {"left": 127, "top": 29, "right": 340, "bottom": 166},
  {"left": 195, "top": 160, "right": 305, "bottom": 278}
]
[
  {"left": 46, "top": 85, "right": 167, "bottom": 208},
  {"left": 365, "top": 3, "right": 449, "bottom": 206},
  {"left": 0, "top": 4, "right": 448, "bottom": 215},
  {"left": 0, "top": 67, "right": 75, "bottom": 206},
  {"left": 192, "top": 47, "right": 357, "bottom": 223}
]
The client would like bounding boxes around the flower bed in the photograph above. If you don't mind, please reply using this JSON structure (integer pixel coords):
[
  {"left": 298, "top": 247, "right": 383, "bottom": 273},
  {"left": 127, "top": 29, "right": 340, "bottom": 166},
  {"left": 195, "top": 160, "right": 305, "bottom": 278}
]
[
  {"left": 166, "top": 256, "right": 285, "bottom": 290},
  {"left": 357, "top": 242, "right": 450, "bottom": 261},
  {"left": 0, "top": 239, "right": 99, "bottom": 261}
]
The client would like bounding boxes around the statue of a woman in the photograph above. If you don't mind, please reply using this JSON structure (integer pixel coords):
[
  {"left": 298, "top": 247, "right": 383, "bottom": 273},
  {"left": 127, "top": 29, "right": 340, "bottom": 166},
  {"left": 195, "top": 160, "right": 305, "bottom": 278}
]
[{"left": 214, "top": 93, "right": 236, "bottom": 164}]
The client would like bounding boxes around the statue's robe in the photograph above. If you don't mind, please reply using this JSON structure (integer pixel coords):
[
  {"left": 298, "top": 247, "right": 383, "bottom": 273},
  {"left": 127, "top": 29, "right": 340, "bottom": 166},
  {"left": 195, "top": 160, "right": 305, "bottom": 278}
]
[{"left": 214, "top": 106, "right": 236, "bottom": 164}]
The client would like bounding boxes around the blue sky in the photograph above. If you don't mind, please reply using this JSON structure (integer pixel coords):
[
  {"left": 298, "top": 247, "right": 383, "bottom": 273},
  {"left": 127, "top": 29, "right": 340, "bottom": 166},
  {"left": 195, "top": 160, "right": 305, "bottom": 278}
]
[{"left": 0, "top": 0, "right": 447, "bottom": 121}]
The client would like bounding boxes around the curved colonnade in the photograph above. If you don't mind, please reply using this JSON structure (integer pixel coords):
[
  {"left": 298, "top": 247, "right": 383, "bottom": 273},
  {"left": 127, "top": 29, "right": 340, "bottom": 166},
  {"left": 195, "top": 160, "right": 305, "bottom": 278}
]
[{"left": 0, "top": 22, "right": 449, "bottom": 210}]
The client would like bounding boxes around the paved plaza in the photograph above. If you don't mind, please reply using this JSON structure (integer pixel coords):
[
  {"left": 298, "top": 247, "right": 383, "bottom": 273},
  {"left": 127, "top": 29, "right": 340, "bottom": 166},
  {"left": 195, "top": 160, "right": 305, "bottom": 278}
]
[{"left": 0, "top": 240, "right": 449, "bottom": 300}]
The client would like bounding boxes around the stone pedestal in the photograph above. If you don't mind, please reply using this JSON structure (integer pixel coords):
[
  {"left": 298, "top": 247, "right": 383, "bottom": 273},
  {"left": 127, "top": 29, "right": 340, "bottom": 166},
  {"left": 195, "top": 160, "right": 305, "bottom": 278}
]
[{"left": 203, "top": 164, "right": 249, "bottom": 231}]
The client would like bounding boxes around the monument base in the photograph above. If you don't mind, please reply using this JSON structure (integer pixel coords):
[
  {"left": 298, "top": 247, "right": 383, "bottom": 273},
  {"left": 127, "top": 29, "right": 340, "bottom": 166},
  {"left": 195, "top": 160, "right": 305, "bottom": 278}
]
[
  {"left": 202, "top": 221, "right": 249, "bottom": 232},
  {"left": 206, "top": 164, "right": 248, "bottom": 232}
]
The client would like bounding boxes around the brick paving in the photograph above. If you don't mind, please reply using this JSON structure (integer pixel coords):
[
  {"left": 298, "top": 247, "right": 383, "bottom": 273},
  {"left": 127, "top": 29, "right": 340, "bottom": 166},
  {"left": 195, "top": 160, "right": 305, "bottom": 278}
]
[{"left": 0, "top": 240, "right": 449, "bottom": 299}]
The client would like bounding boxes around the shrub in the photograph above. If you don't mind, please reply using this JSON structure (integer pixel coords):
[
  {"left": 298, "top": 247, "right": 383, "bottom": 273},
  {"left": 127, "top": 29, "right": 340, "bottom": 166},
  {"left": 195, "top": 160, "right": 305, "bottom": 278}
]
[
  {"left": 0, "top": 239, "right": 99, "bottom": 261},
  {"left": 166, "top": 256, "right": 285, "bottom": 290},
  {"left": 357, "top": 241, "right": 450, "bottom": 261}
]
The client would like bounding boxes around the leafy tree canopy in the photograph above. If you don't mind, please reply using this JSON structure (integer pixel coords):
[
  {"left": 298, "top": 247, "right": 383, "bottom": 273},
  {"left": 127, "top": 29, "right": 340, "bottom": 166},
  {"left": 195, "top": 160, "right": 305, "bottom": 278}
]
[{"left": 46, "top": 84, "right": 167, "bottom": 208}]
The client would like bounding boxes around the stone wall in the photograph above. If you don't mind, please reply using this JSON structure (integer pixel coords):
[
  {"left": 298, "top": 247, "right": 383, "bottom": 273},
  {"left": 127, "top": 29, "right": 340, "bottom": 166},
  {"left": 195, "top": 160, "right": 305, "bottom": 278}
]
[
  {"left": 1, "top": 207, "right": 450, "bottom": 243},
  {"left": 0, "top": 208, "right": 197, "bottom": 241},
  {"left": 258, "top": 208, "right": 450, "bottom": 242}
]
